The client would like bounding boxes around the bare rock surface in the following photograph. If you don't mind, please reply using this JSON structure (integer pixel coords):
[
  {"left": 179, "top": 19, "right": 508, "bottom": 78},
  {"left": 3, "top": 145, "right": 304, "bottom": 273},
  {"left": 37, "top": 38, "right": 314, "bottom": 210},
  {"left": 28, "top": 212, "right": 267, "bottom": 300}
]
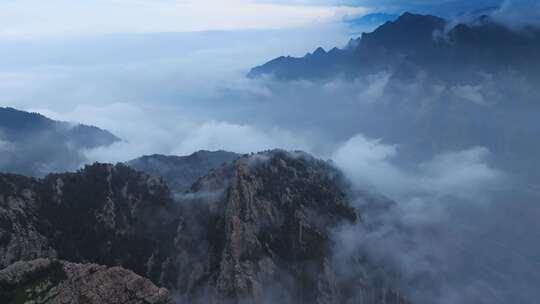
[
  {"left": 173, "top": 150, "right": 407, "bottom": 304},
  {"left": 0, "top": 150, "right": 410, "bottom": 304},
  {"left": 0, "top": 163, "right": 178, "bottom": 286},
  {"left": 0, "top": 258, "right": 172, "bottom": 304}
]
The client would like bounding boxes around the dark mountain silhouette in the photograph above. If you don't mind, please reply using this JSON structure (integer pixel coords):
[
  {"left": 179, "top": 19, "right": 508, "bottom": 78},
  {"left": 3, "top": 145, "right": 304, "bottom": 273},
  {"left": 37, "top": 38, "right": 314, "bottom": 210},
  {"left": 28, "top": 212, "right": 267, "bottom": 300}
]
[
  {"left": 248, "top": 12, "right": 540, "bottom": 82},
  {"left": 0, "top": 107, "right": 119, "bottom": 148},
  {"left": 128, "top": 150, "right": 239, "bottom": 193},
  {"left": 0, "top": 107, "right": 120, "bottom": 176},
  {"left": 248, "top": 11, "right": 540, "bottom": 182}
]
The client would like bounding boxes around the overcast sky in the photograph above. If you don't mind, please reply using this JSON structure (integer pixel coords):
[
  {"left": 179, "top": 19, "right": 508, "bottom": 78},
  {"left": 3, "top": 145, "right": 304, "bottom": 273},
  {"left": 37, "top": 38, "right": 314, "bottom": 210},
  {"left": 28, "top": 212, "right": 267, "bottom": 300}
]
[
  {"left": 0, "top": 0, "right": 369, "bottom": 38},
  {"left": 0, "top": 0, "right": 508, "bottom": 39}
]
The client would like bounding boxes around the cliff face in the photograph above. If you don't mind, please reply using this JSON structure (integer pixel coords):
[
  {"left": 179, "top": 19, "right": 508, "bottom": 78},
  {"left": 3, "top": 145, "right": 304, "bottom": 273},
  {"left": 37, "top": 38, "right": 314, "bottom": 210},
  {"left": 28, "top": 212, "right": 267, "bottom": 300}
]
[
  {"left": 0, "top": 151, "right": 409, "bottom": 304},
  {"left": 0, "top": 258, "right": 172, "bottom": 304},
  {"left": 172, "top": 151, "right": 406, "bottom": 304},
  {"left": 179, "top": 151, "right": 358, "bottom": 303},
  {"left": 0, "top": 163, "right": 179, "bottom": 286}
]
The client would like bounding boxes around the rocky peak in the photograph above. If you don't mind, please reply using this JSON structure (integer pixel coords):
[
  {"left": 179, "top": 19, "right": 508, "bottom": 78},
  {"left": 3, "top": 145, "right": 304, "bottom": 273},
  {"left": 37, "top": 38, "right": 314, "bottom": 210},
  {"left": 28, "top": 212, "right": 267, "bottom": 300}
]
[
  {"left": 313, "top": 47, "right": 327, "bottom": 56},
  {"left": 248, "top": 11, "right": 540, "bottom": 81},
  {"left": 1, "top": 150, "right": 409, "bottom": 304},
  {"left": 360, "top": 12, "right": 446, "bottom": 53},
  {"left": 174, "top": 151, "right": 362, "bottom": 303}
]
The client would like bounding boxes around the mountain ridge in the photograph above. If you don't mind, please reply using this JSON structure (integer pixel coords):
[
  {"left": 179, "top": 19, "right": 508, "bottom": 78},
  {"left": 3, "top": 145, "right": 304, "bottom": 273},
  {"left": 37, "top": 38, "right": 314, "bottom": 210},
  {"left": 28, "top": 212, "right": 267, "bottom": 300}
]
[
  {"left": 0, "top": 150, "right": 409, "bottom": 304},
  {"left": 0, "top": 107, "right": 120, "bottom": 147},
  {"left": 248, "top": 11, "right": 540, "bottom": 81},
  {"left": 0, "top": 107, "right": 121, "bottom": 176},
  {"left": 128, "top": 150, "right": 239, "bottom": 193}
]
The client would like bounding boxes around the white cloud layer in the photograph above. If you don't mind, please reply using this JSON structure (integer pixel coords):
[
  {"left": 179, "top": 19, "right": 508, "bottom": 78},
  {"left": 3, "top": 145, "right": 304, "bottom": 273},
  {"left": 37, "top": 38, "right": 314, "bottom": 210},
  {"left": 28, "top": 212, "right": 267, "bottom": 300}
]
[
  {"left": 34, "top": 102, "right": 317, "bottom": 164},
  {"left": 492, "top": 0, "right": 540, "bottom": 27},
  {"left": 332, "top": 134, "right": 503, "bottom": 209}
]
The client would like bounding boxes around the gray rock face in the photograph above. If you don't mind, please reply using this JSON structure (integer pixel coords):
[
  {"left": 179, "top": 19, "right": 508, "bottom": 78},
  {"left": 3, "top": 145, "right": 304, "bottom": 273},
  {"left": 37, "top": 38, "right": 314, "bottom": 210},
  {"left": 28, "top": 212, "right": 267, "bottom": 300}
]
[
  {"left": 172, "top": 151, "right": 406, "bottom": 304},
  {"left": 0, "top": 176, "right": 56, "bottom": 268},
  {"left": 0, "top": 151, "right": 410, "bottom": 304},
  {"left": 0, "top": 258, "right": 172, "bottom": 304},
  {"left": 0, "top": 163, "right": 179, "bottom": 286}
]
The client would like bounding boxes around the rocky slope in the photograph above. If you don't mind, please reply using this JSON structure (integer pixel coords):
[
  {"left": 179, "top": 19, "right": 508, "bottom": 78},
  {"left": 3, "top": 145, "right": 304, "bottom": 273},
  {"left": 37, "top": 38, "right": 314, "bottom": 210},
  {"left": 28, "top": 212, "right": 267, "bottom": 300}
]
[
  {"left": 128, "top": 150, "right": 239, "bottom": 193},
  {"left": 0, "top": 163, "right": 179, "bottom": 286},
  {"left": 0, "top": 258, "right": 172, "bottom": 304},
  {"left": 173, "top": 151, "right": 357, "bottom": 303},
  {"left": 171, "top": 150, "right": 408, "bottom": 303},
  {"left": 0, "top": 150, "right": 409, "bottom": 304}
]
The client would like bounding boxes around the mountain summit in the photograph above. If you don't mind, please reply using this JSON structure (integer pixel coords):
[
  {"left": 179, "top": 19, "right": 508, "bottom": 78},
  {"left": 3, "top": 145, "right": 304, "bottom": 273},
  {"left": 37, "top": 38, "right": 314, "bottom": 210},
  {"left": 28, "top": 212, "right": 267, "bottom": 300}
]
[{"left": 248, "top": 12, "right": 540, "bottom": 81}]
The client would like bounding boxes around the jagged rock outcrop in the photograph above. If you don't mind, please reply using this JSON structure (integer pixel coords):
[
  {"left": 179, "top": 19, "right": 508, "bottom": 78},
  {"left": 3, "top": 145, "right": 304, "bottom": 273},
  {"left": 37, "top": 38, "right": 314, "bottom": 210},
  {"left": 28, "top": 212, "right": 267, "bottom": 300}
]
[
  {"left": 0, "top": 258, "right": 172, "bottom": 304},
  {"left": 172, "top": 150, "right": 406, "bottom": 304},
  {"left": 0, "top": 151, "right": 409, "bottom": 304},
  {"left": 0, "top": 163, "right": 179, "bottom": 286}
]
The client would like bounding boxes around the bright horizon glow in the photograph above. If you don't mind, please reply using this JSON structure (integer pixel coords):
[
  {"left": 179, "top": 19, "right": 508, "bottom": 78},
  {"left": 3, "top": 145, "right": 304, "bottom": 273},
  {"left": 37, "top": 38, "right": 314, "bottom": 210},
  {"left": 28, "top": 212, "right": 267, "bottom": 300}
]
[{"left": 0, "top": 0, "right": 369, "bottom": 39}]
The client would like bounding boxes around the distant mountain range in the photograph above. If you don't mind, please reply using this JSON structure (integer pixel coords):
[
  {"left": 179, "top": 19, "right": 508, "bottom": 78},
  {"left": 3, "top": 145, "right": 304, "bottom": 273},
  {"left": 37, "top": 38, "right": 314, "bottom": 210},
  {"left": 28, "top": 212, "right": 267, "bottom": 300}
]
[
  {"left": 0, "top": 107, "right": 120, "bottom": 176},
  {"left": 249, "top": 11, "right": 540, "bottom": 182},
  {"left": 249, "top": 12, "right": 540, "bottom": 82}
]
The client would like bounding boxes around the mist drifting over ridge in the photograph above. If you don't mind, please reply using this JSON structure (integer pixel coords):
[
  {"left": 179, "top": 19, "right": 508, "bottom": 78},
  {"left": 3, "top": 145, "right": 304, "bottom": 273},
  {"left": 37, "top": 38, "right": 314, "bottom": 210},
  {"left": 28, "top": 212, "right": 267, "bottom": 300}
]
[{"left": 1, "top": 1, "right": 540, "bottom": 304}]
